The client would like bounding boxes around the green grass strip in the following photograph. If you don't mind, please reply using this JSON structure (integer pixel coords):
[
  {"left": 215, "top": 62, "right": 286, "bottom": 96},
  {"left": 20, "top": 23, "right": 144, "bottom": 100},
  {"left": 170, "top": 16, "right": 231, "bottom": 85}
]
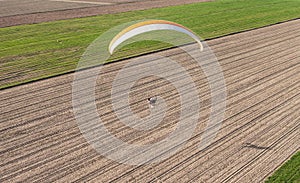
[
  {"left": 266, "top": 151, "right": 300, "bottom": 183},
  {"left": 1, "top": 0, "right": 300, "bottom": 89}
]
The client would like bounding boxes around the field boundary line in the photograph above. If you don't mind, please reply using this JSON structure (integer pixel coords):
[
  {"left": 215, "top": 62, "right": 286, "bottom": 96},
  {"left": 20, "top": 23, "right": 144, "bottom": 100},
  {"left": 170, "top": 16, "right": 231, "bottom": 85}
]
[{"left": 49, "top": 0, "right": 113, "bottom": 5}]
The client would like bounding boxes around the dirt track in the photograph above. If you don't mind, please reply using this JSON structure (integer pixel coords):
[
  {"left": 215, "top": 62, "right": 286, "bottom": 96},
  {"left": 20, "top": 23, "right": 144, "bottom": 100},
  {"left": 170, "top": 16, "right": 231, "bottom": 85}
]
[
  {"left": 0, "top": 0, "right": 212, "bottom": 28},
  {"left": 1, "top": 19, "right": 300, "bottom": 182}
]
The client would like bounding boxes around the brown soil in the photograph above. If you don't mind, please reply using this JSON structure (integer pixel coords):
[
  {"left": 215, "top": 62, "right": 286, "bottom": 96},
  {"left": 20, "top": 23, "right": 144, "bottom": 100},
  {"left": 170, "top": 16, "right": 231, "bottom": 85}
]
[{"left": 0, "top": 0, "right": 212, "bottom": 28}]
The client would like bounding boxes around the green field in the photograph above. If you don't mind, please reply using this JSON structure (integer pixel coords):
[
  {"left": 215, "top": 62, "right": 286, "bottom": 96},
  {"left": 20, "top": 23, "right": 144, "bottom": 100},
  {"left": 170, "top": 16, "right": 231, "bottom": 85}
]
[
  {"left": 1, "top": 0, "right": 300, "bottom": 89},
  {"left": 266, "top": 151, "right": 300, "bottom": 183}
]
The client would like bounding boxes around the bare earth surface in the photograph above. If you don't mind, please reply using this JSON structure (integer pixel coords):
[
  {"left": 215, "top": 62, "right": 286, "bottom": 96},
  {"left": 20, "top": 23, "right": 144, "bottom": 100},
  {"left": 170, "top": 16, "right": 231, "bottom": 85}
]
[
  {"left": 0, "top": 0, "right": 212, "bottom": 27},
  {"left": 1, "top": 19, "right": 300, "bottom": 182}
]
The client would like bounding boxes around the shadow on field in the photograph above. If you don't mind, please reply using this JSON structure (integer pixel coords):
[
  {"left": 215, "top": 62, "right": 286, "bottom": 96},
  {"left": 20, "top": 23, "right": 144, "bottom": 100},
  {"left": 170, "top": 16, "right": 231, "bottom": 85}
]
[{"left": 243, "top": 143, "right": 272, "bottom": 150}]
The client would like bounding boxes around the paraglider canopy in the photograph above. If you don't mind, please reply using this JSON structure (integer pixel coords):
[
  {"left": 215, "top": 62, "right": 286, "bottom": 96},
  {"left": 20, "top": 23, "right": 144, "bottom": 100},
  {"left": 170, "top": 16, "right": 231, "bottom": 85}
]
[{"left": 108, "top": 20, "right": 203, "bottom": 55}]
